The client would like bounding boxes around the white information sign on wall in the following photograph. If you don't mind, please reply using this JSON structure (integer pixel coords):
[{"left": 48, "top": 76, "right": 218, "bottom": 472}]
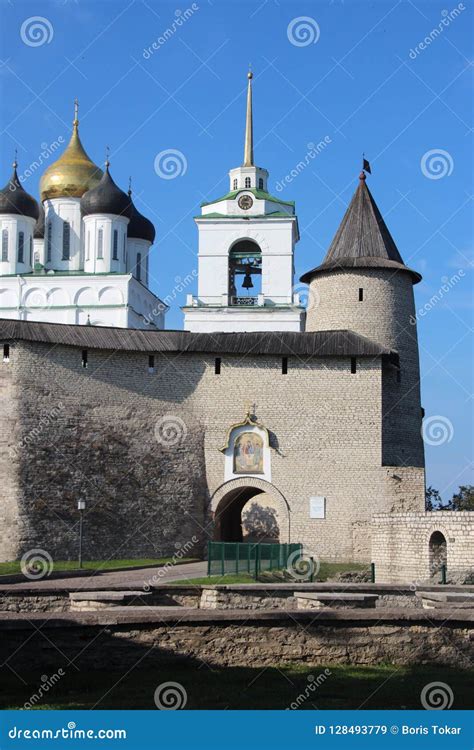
[{"left": 309, "top": 496, "right": 326, "bottom": 519}]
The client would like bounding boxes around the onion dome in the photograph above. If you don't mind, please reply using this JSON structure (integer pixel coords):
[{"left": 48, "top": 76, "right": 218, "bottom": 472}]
[
  {"left": 34, "top": 204, "right": 45, "bottom": 238},
  {"left": 0, "top": 160, "right": 39, "bottom": 220},
  {"left": 127, "top": 188, "right": 156, "bottom": 243},
  {"left": 39, "top": 100, "right": 103, "bottom": 201},
  {"left": 81, "top": 161, "right": 132, "bottom": 219},
  {"left": 300, "top": 171, "right": 421, "bottom": 285}
]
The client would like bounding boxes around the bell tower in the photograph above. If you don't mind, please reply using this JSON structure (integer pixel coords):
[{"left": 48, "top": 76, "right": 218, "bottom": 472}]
[{"left": 182, "top": 71, "right": 304, "bottom": 333}]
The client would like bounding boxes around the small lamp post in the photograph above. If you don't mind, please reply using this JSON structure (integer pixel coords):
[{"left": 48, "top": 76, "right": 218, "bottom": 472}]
[{"left": 77, "top": 499, "right": 86, "bottom": 568}]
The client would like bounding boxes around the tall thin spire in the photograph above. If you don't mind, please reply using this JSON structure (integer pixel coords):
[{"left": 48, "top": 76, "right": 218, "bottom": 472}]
[
  {"left": 243, "top": 69, "right": 254, "bottom": 167},
  {"left": 73, "top": 97, "right": 79, "bottom": 129}
]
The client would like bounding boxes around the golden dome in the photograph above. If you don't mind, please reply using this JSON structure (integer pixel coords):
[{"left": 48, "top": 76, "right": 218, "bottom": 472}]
[{"left": 40, "top": 101, "right": 103, "bottom": 202}]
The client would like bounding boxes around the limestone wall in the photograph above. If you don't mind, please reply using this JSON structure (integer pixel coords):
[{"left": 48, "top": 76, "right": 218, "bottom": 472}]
[
  {"left": 0, "top": 336, "right": 425, "bottom": 562},
  {"left": 372, "top": 512, "right": 474, "bottom": 583},
  {"left": 306, "top": 268, "right": 425, "bottom": 472}
]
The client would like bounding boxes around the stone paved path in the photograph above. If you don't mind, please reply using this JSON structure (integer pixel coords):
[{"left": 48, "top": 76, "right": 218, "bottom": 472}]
[{"left": 0, "top": 561, "right": 208, "bottom": 592}]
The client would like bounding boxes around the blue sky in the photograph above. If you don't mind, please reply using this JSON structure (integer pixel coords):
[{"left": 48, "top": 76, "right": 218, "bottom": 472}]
[{"left": 0, "top": 0, "right": 472, "bottom": 499}]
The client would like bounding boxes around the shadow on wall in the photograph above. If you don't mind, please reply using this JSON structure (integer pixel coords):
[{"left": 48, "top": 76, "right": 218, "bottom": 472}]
[
  {"left": 0, "top": 618, "right": 472, "bottom": 709},
  {"left": 242, "top": 502, "right": 280, "bottom": 543}
]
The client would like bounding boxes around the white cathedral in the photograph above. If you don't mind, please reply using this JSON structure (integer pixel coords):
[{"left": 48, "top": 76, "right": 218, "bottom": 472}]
[
  {"left": 0, "top": 74, "right": 303, "bottom": 333},
  {"left": 0, "top": 102, "right": 165, "bottom": 330}
]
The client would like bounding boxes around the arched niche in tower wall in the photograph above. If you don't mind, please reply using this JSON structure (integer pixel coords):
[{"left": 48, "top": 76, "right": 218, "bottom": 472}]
[
  {"left": 220, "top": 412, "right": 271, "bottom": 483},
  {"left": 228, "top": 238, "right": 262, "bottom": 302}
]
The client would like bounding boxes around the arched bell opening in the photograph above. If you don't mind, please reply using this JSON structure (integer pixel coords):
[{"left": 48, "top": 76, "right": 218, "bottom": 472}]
[{"left": 228, "top": 239, "right": 262, "bottom": 306}]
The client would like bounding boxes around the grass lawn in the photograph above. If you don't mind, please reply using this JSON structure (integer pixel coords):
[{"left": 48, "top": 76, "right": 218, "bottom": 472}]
[
  {"left": 2, "top": 664, "right": 472, "bottom": 710},
  {"left": 0, "top": 558, "right": 198, "bottom": 576},
  {"left": 173, "top": 562, "right": 369, "bottom": 586}
]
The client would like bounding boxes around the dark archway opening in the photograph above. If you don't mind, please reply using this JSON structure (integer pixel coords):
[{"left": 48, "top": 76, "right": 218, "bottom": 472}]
[
  {"left": 214, "top": 486, "right": 280, "bottom": 543},
  {"left": 429, "top": 531, "right": 447, "bottom": 575}
]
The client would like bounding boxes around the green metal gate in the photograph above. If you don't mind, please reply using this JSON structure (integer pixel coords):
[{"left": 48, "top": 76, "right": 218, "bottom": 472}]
[{"left": 207, "top": 541, "right": 302, "bottom": 578}]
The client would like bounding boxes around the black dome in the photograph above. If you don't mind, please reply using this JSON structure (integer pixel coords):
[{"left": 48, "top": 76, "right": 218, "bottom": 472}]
[
  {"left": 127, "top": 198, "right": 155, "bottom": 243},
  {"left": 81, "top": 165, "right": 132, "bottom": 219},
  {"left": 0, "top": 163, "right": 39, "bottom": 221},
  {"left": 34, "top": 204, "right": 45, "bottom": 238}
]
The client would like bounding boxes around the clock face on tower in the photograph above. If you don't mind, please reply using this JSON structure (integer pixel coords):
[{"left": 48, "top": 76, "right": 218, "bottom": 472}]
[{"left": 238, "top": 194, "right": 253, "bottom": 211}]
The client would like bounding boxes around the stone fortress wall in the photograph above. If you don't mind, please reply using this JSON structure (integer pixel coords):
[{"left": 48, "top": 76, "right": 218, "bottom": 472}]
[
  {"left": 371, "top": 512, "right": 474, "bottom": 583},
  {"left": 0, "top": 334, "right": 424, "bottom": 563}
]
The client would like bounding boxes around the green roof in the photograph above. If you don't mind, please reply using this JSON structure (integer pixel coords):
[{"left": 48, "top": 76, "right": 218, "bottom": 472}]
[
  {"left": 200, "top": 187, "right": 295, "bottom": 210},
  {"left": 195, "top": 211, "right": 296, "bottom": 220}
]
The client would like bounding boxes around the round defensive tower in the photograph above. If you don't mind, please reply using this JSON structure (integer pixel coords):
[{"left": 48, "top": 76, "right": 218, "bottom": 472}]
[{"left": 301, "top": 171, "right": 425, "bottom": 507}]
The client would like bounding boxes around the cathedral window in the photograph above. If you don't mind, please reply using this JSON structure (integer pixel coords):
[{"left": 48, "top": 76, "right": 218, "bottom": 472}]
[
  {"left": 282, "top": 357, "right": 288, "bottom": 375},
  {"left": 397, "top": 370, "right": 401, "bottom": 383},
  {"left": 258, "top": 178, "right": 264, "bottom": 190},
  {"left": 123, "top": 234, "right": 126, "bottom": 263},
  {"left": 136, "top": 253, "right": 141, "bottom": 282},
  {"left": 97, "top": 229, "right": 103, "bottom": 259},
  {"left": 86, "top": 231, "right": 91, "bottom": 261},
  {"left": 113, "top": 230, "right": 118, "bottom": 260},
  {"left": 245, "top": 177, "right": 251, "bottom": 188},
  {"left": 81, "top": 350, "right": 88, "bottom": 368},
  {"left": 46, "top": 223, "right": 52, "bottom": 262},
  {"left": 29, "top": 236, "right": 32, "bottom": 266},
  {"left": 351, "top": 357, "right": 357, "bottom": 374},
  {"left": 3, "top": 344, "right": 10, "bottom": 363},
  {"left": 233, "top": 179, "right": 238, "bottom": 190},
  {"left": 62, "top": 221, "right": 70, "bottom": 260},
  {"left": 148, "top": 354, "right": 155, "bottom": 373},
  {"left": 1, "top": 229, "right": 7, "bottom": 261},
  {"left": 214, "top": 357, "right": 221, "bottom": 375},
  {"left": 17, "top": 232, "right": 24, "bottom": 264},
  {"left": 359, "top": 288, "right": 364, "bottom": 301}
]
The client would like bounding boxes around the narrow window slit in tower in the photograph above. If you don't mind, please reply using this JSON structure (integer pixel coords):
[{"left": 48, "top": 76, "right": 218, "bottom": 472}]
[
  {"left": 3, "top": 344, "right": 10, "bottom": 363},
  {"left": 282, "top": 357, "right": 288, "bottom": 374},
  {"left": 397, "top": 369, "right": 401, "bottom": 383},
  {"left": 82, "top": 350, "right": 88, "bottom": 369},
  {"left": 351, "top": 357, "right": 357, "bottom": 374},
  {"left": 358, "top": 288, "right": 364, "bottom": 301},
  {"left": 214, "top": 357, "right": 221, "bottom": 375},
  {"left": 148, "top": 355, "right": 155, "bottom": 373}
]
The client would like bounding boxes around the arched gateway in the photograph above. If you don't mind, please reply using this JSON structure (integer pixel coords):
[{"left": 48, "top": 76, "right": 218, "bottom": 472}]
[{"left": 210, "top": 477, "right": 291, "bottom": 543}]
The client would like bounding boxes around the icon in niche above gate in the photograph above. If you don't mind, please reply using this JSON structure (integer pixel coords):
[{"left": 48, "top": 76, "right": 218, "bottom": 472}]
[
  {"left": 234, "top": 432, "right": 264, "bottom": 474},
  {"left": 220, "top": 408, "right": 272, "bottom": 482}
]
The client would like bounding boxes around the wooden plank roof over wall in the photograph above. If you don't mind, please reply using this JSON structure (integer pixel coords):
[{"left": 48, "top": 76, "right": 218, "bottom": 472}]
[{"left": 0, "top": 318, "right": 397, "bottom": 360}]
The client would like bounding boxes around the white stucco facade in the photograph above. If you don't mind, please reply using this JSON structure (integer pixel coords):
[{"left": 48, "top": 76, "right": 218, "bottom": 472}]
[{"left": 183, "top": 184, "right": 305, "bottom": 332}]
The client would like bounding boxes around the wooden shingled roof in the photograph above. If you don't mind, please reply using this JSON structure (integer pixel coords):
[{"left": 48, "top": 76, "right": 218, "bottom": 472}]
[
  {"left": 301, "top": 174, "right": 421, "bottom": 284},
  {"left": 0, "top": 318, "right": 397, "bottom": 360}
]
